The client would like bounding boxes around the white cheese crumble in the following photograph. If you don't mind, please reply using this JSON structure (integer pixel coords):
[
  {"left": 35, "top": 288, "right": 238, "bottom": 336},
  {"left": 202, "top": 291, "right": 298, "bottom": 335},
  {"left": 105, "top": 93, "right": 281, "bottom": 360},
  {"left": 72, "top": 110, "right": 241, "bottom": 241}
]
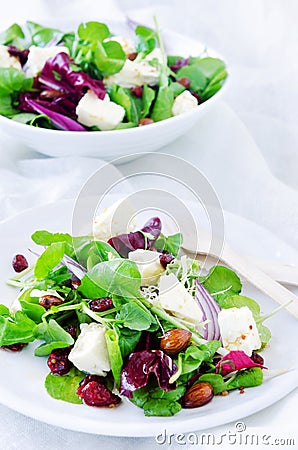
[
  {"left": 218, "top": 306, "right": 262, "bottom": 356},
  {"left": 0, "top": 45, "right": 22, "bottom": 70},
  {"left": 68, "top": 323, "right": 111, "bottom": 376},
  {"left": 103, "top": 59, "right": 160, "bottom": 88},
  {"left": 157, "top": 273, "right": 203, "bottom": 326},
  {"left": 172, "top": 90, "right": 198, "bottom": 116},
  {"left": 128, "top": 249, "right": 165, "bottom": 285},
  {"left": 93, "top": 198, "right": 137, "bottom": 242},
  {"left": 76, "top": 91, "right": 125, "bottom": 131},
  {"left": 24, "top": 45, "right": 69, "bottom": 78}
]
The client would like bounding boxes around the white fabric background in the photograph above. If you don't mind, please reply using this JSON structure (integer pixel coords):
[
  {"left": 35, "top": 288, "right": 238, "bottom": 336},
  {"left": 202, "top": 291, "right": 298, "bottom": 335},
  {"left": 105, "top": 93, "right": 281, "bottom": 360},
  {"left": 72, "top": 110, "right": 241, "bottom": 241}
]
[{"left": 0, "top": 0, "right": 297, "bottom": 448}]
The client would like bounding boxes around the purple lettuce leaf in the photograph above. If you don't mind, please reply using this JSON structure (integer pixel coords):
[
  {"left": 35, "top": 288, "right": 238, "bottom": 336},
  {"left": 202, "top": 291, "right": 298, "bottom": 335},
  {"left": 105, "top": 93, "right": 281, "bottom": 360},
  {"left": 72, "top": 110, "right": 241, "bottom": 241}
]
[
  {"left": 120, "top": 350, "right": 177, "bottom": 398},
  {"left": 38, "top": 52, "right": 106, "bottom": 99},
  {"left": 19, "top": 91, "right": 78, "bottom": 119},
  {"left": 108, "top": 217, "right": 162, "bottom": 258},
  {"left": 216, "top": 350, "right": 266, "bottom": 376},
  {"left": 23, "top": 96, "right": 86, "bottom": 131}
]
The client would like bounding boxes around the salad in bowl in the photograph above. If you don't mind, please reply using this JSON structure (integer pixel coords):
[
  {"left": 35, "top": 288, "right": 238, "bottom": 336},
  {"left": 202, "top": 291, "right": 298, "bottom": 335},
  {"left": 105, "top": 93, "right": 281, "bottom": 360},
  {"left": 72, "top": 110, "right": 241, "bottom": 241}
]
[
  {"left": 0, "top": 19, "right": 227, "bottom": 132},
  {"left": 0, "top": 203, "right": 273, "bottom": 417}
]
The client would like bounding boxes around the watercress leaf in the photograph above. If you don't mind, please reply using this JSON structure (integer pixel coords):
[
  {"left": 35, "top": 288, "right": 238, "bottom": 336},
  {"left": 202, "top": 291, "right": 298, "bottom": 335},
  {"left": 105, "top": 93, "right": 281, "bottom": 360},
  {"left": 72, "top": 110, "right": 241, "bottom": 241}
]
[
  {"left": 219, "top": 295, "right": 260, "bottom": 316},
  {"left": 0, "top": 68, "right": 25, "bottom": 95},
  {"left": 109, "top": 84, "right": 141, "bottom": 123},
  {"left": 26, "top": 21, "right": 64, "bottom": 47},
  {"left": 141, "top": 84, "right": 155, "bottom": 119},
  {"left": 32, "top": 230, "right": 74, "bottom": 255},
  {"left": 78, "top": 275, "right": 107, "bottom": 299},
  {"left": 151, "top": 86, "right": 173, "bottom": 122},
  {"left": 45, "top": 367, "right": 84, "bottom": 404},
  {"left": 95, "top": 241, "right": 120, "bottom": 260},
  {"left": 143, "top": 398, "right": 181, "bottom": 416},
  {"left": 19, "top": 300, "right": 45, "bottom": 323},
  {"left": 117, "top": 302, "right": 153, "bottom": 331},
  {"left": 201, "top": 265, "right": 242, "bottom": 301},
  {"left": 135, "top": 25, "right": 157, "bottom": 55},
  {"left": 105, "top": 328, "right": 123, "bottom": 388},
  {"left": 132, "top": 384, "right": 185, "bottom": 417},
  {"left": 116, "top": 326, "right": 141, "bottom": 359},
  {"left": 94, "top": 41, "right": 126, "bottom": 76},
  {"left": 34, "top": 242, "right": 65, "bottom": 279},
  {"left": 180, "top": 341, "right": 220, "bottom": 374},
  {"left": 227, "top": 367, "right": 263, "bottom": 390},
  {"left": 198, "top": 373, "right": 227, "bottom": 394},
  {"left": 176, "top": 64, "right": 207, "bottom": 92},
  {"left": 0, "top": 310, "right": 36, "bottom": 345},
  {"left": 78, "top": 21, "right": 110, "bottom": 42},
  {"left": 257, "top": 323, "right": 271, "bottom": 348},
  {"left": 0, "top": 23, "right": 24, "bottom": 45},
  {"left": 0, "top": 305, "right": 9, "bottom": 315},
  {"left": 154, "top": 232, "right": 182, "bottom": 256}
]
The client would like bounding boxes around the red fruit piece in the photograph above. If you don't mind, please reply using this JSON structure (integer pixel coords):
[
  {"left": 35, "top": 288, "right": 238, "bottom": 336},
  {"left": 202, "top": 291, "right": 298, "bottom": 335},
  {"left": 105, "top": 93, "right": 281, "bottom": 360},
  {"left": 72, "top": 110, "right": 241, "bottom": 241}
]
[
  {"left": 177, "top": 77, "right": 191, "bottom": 89},
  {"left": 77, "top": 380, "right": 121, "bottom": 407},
  {"left": 159, "top": 252, "right": 174, "bottom": 269},
  {"left": 47, "top": 347, "right": 73, "bottom": 375},
  {"left": 139, "top": 118, "right": 154, "bottom": 126},
  {"left": 1, "top": 343, "right": 27, "bottom": 352},
  {"left": 89, "top": 297, "right": 113, "bottom": 312},
  {"left": 131, "top": 86, "right": 143, "bottom": 97},
  {"left": 12, "top": 254, "right": 28, "bottom": 272}
]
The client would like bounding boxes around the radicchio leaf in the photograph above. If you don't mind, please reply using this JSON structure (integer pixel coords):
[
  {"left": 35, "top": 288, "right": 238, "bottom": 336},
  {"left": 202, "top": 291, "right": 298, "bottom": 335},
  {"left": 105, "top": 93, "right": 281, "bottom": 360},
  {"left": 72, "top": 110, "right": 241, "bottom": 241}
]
[
  {"left": 39, "top": 52, "right": 106, "bottom": 99},
  {"left": 216, "top": 350, "right": 266, "bottom": 376},
  {"left": 108, "top": 217, "right": 162, "bottom": 258},
  {"left": 120, "top": 350, "right": 177, "bottom": 398}
]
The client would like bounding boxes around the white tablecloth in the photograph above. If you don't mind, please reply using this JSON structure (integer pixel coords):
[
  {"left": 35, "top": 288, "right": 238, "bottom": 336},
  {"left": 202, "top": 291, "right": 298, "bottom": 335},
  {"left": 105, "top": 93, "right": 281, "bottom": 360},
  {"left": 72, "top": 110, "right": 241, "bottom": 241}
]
[{"left": 0, "top": 1, "right": 297, "bottom": 448}]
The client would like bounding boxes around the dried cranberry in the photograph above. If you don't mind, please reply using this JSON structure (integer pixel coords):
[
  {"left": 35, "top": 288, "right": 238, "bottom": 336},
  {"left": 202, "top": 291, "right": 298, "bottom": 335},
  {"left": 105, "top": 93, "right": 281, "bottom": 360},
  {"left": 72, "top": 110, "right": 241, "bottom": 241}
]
[
  {"left": 190, "top": 91, "right": 202, "bottom": 104},
  {"left": 251, "top": 351, "right": 264, "bottom": 366},
  {"left": 77, "top": 374, "right": 105, "bottom": 393},
  {"left": 127, "top": 52, "right": 138, "bottom": 61},
  {"left": 89, "top": 297, "right": 113, "bottom": 312},
  {"left": 131, "top": 86, "right": 143, "bottom": 97},
  {"left": 77, "top": 380, "right": 121, "bottom": 407},
  {"left": 12, "top": 254, "right": 28, "bottom": 273},
  {"left": 139, "top": 118, "right": 154, "bottom": 126},
  {"left": 66, "top": 325, "right": 77, "bottom": 339},
  {"left": 47, "top": 347, "right": 73, "bottom": 375},
  {"left": 1, "top": 343, "right": 27, "bottom": 352},
  {"left": 177, "top": 77, "right": 191, "bottom": 89},
  {"left": 159, "top": 252, "right": 174, "bottom": 269}
]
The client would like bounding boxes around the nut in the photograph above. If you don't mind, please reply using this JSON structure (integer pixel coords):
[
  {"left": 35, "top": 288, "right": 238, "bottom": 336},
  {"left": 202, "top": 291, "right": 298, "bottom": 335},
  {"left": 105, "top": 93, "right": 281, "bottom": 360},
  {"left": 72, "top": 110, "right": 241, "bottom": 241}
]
[
  {"left": 138, "top": 118, "right": 154, "bottom": 126},
  {"left": 181, "top": 382, "right": 214, "bottom": 408},
  {"left": 127, "top": 52, "right": 138, "bottom": 61},
  {"left": 160, "top": 328, "right": 192, "bottom": 355},
  {"left": 39, "top": 295, "right": 63, "bottom": 309}
]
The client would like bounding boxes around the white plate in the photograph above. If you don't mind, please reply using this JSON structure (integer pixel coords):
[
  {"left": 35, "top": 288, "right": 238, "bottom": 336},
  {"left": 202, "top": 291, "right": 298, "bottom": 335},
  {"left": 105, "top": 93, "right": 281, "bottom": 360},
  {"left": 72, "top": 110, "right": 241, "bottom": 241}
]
[{"left": 0, "top": 200, "right": 297, "bottom": 437}]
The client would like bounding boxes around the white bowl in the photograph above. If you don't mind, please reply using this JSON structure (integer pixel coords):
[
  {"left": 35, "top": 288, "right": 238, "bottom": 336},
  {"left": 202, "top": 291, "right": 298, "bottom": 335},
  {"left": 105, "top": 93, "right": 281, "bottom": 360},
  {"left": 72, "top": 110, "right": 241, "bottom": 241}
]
[{"left": 0, "top": 19, "right": 228, "bottom": 160}]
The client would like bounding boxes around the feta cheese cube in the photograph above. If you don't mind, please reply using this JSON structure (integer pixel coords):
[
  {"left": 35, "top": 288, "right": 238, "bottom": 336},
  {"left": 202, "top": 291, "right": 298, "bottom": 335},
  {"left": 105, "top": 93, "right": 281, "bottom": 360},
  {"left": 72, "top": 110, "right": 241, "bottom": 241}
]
[
  {"left": 0, "top": 45, "right": 22, "bottom": 70},
  {"left": 93, "top": 198, "right": 137, "bottom": 241},
  {"left": 128, "top": 249, "right": 165, "bottom": 285},
  {"left": 76, "top": 91, "right": 125, "bottom": 131},
  {"left": 172, "top": 90, "right": 198, "bottom": 116},
  {"left": 104, "top": 59, "right": 160, "bottom": 88},
  {"left": 68, "top": 323, "right": 111, "bottom": 376},
  {"left": 24, "top": 45, "right": 69, "bottom": 78},
  {"left": 218, "top": 306, "right": 261, "bottom": 356},
  {"left": 104, "top": 35, "right": 134, "bottom": 55},
  {"left": 157, "top": 273, "right": 203, "bottom": 325},
  {"left": 145, "top": 48, "right": 163, "bottom": 64}
]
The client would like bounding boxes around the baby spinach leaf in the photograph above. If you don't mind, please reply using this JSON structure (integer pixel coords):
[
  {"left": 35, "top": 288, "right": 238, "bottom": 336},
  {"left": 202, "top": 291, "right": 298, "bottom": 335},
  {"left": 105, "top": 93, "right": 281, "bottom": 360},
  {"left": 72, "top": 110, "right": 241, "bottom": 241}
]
[
  {"left": 135, "top": 25, "right": 157, "bottom": 56},
  {"left": 199, "top": 367, "right": 263, "bottom": 394},
  {"left": 0, "top": 95, "right": 17, "bottom": 117},
  {"left": 154, "top": 232, "right": 182, "bottom": 256},
  {"left": 105, "top": 328, "right": 123, "bottom": 388},
  {"left": 179, "top": 341, "right": 221, "bottom": 375},
  {"left": 176, "top": 64, "right": 207, "bottom": 92},
  {"left": 188, "top": 57, "right": 226, "bottom": 79},
  {"left": 170, "top": 81, "right": 185, "bottom": 96},
  {"left": 0, "top": 310, "right": 36, "bottom": 345},
  {"left": 201, "top": 265, "right": 242, "bottom": 301},
  {"left": 151, "top": 86, "right": 173, "bottom": 122},
  {"left": 0, "top": 68, "right": 26, "bottom": 95},
  {"left": 20, "top": 300, "right": 45, "bottom": 323},
  {"left": 78, "top": 21, "right": 110, "bottom": 42},
  {"left": 219, "top": 295, "right": 260, "bottom": 316},
  {"left": 0, "top": 23, "right": 24, "bottom": 45},
  {"left": 0, "top": 305, "right": 9, "bottom": 316},
  {"left": 34, "top": 242, "right": 65, "bottom": 279},
  {"left": 45, "top": 367, "right": 84, "bottom": 404},
  {"left": 94, "top": 41, "right": 126, "bottom": 76},
  {"left": 109, "top": 84, "right": 142, "bottom": 123},
  {"left": 33, "top": 318, "right": 73, "bottom": 356},
  {"left": 198, "top": 373, "right": 227, "bottom": 394}
]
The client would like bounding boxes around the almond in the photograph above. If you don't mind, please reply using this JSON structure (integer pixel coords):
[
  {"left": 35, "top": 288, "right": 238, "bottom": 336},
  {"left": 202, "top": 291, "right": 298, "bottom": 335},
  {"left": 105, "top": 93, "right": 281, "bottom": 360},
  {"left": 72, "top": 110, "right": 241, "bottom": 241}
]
[
  {"left": 160, "top": 328, "right": 192, "bottom": 355},
  {"left": 39, "top": 295, "right": 63, "bottom": 309},
  {"left": 181, "top": 382, "right": 214, "bottom": 408}
]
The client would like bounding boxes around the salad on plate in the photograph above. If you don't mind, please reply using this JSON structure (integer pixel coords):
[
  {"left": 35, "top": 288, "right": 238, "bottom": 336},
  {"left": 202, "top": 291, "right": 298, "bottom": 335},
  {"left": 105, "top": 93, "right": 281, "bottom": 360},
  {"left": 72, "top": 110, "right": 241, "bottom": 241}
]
[
  {"left": 0, "top": 19, "right": 227, "bottom": 131},
  {"left": 0, "top": 203, "right": 274, "bottom": 417}
]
